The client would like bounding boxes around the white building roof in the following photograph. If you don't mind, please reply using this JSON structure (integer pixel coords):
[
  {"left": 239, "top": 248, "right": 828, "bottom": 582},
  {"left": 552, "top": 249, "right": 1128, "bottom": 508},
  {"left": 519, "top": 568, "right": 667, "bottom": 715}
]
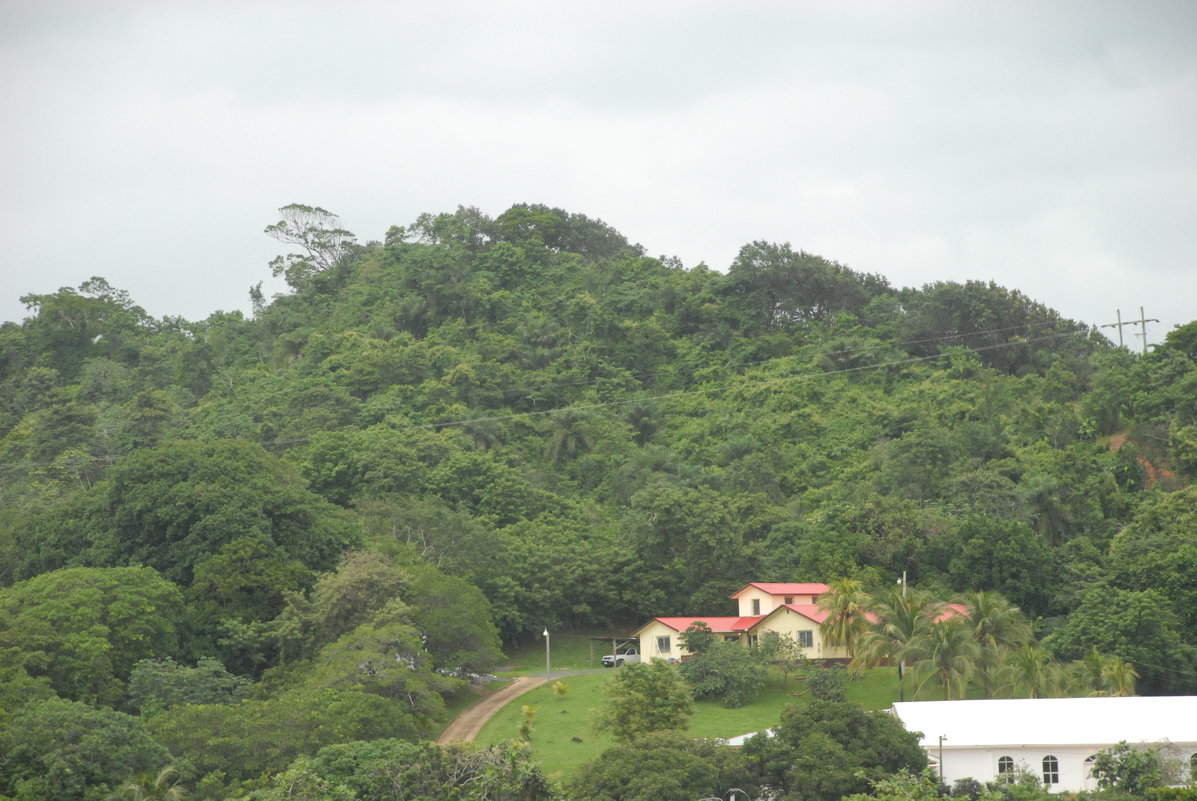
[{"left": 892, "top": 697, "right": 1197, "bottom": 749}]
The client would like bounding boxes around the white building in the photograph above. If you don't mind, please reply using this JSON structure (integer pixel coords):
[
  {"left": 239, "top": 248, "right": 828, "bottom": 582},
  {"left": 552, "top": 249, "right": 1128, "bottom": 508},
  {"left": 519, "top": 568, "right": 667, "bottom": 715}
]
[{"left": 892, "top": 697, "right": 1197, "bottom": 792}]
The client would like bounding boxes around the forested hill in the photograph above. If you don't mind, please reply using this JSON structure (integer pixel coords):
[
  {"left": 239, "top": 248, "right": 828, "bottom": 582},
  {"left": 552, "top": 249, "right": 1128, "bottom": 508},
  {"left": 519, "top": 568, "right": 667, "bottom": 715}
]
[{"left": 1, "top": 203, "right": 1196, "bottom": 795}]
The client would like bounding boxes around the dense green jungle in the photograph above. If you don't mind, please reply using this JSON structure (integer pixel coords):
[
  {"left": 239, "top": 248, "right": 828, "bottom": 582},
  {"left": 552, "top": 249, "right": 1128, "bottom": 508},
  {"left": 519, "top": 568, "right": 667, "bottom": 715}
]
[{"left": 1, "top": 203, "right": 1196, "bottom": 801}]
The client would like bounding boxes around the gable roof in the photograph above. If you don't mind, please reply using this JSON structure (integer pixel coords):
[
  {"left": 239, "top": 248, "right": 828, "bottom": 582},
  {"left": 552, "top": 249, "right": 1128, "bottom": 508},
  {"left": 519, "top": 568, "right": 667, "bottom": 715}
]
[
  {"left": 754, "top": 603, "right": 830, "bottom": 626},
  {"left": 730, "top": 582, "right": 830, "bottom": 599},
  {"left": 633, "top": 616, "right": 763, "bottom": 636},
  {"left": 892, "top": 697, "right": 1197, "bottom": 748},
  {"left": 753, "top": 603, "right": 881, "bottom": 628}
]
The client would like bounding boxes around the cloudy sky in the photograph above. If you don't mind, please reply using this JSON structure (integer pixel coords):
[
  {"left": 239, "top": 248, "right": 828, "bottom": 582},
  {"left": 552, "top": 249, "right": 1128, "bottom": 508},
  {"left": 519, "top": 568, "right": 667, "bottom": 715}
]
[{"left": 2, "top": 1, "right": 1194, "bottom": 347}]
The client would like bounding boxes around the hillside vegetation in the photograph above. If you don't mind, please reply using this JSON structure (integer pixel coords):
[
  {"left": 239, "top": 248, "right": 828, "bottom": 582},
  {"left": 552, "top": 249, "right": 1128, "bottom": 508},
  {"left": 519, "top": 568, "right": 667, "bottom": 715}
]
[{"left": 1, "top": 203, "right": 1195, "bottom": 800}]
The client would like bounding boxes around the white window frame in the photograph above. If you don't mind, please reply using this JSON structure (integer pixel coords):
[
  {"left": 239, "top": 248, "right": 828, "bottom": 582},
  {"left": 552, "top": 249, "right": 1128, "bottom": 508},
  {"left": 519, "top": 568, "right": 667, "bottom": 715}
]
[{"left": 1042, "top": 755, "right": 1060, "bottom": 785}]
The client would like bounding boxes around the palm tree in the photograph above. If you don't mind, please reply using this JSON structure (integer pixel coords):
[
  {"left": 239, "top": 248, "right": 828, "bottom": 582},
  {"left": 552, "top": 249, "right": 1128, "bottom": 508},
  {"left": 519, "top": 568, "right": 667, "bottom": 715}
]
[
  {"left": 458, "top": 409, "right": 504, "bottom": 451},
  {"left": 1075, "top": 648, "right": 1139, "bottom": 696},
  {"left": 998, "top": 644, "right": 1063, "bottom": 699},
  {"left": 108, "top": 766, "right": 186, "bottom": 801},
  {"left": 543, "top": 409, "right": 598, "bottom": 464},
  {"left": 853, "top": 586, "right": 945, "bottom": 702},
  {"left": 1023, "top": 478, "right": 1072, "bottom": 546},
  {"left": 625, "top": 401, "right": 660, "bottom": 446},
  {"left": 963, "top": 590, "right": 1033, "bottom": 697},
  {"left": 817, "top": 578, "right": 871, "bottom": 661},
  {"left": 1078, "top": 647, "right": 1107, "bottom": 694},
  {"left": 908, "top": 617, "right": 981, "bottom": 700},
  {"left": 1100, "top": 656, "right": 1139, "bottom": 696}
]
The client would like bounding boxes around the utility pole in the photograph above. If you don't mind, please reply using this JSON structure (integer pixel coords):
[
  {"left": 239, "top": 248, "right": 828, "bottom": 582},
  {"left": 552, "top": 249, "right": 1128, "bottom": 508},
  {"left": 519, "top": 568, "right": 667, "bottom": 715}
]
[
  {"left": 1132, "top": 307, "right": 1159, "bottom": 355},
  {"left": 1101, "top": 308, "right": 1158, "bottom": 354},
  {"left": 1101, "top": 309, "right": 1131, "bottom": 348}
]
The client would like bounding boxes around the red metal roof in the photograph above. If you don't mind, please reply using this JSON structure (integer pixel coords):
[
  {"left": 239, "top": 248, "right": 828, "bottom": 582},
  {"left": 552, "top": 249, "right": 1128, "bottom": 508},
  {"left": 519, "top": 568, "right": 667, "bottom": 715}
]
[
  {"left": 729, "top": 582, "right": 831, "bottom": 598},
  {"left": 778, "top": 603, "right": 831, "bottom": 623},
  {"left": 649, "top": 616, "right": 764, "bottom": 633},
  {"left": 755, "top": 603, "right": 881, "bottom": 626},
  {"left": 937, "top": 603, "right": 968, "bottom": 622}
]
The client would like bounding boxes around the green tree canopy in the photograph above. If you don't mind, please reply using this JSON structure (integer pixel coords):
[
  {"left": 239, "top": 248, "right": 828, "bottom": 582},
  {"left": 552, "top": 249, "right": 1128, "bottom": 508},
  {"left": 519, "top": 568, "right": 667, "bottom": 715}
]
[
  {"left": 0, "top": 697, "right": 173, "bottom": 801},
  {"left": 0, "top": 566, "right": 184, "bottom": 706},
  {"left": 742, "top": 700, "right": 927, "bottom": 801},
  {"left": 1044, "top": 585, "right": 1193, "bottom": 695},
  {"left": 240, "top": 739, "right": 555, "bottom": 801},
  {"left": 568, "top": 731, "right": 752, "bottom": 801},
  {"left": 126, "top": 657, "right": 251, "bottom": 716},
  {"left": 595, "top": 659, "right": 694, "bottom": 743},
  {"left": 98, "top": 439, "right": 356, "bottom": 585}
]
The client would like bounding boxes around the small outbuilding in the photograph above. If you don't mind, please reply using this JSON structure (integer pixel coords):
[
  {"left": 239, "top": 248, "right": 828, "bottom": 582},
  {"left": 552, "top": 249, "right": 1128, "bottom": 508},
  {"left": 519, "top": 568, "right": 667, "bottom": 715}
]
[{"left": 891, "top": 697, "right": 1197, "bottom": 792}]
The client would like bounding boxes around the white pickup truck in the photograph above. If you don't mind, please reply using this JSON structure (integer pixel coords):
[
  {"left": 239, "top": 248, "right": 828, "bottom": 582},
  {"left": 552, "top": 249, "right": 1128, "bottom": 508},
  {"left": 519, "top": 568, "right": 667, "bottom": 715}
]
[{"left": 601, "top": 648, "right": 641, "bottom": 667}]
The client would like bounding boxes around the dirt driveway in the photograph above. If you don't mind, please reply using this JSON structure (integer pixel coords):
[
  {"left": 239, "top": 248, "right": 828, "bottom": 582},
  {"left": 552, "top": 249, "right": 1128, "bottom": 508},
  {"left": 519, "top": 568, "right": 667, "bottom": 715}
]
[{"left": 436, "top": 676, "right": 547, "bottom": 744}]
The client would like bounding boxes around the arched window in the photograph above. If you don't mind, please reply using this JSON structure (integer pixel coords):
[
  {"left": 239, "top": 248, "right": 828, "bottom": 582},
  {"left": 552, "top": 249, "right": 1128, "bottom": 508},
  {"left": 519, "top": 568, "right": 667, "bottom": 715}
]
[
  {"left": 1043, "top": 755, "right": 1060, "bottom": 785},
  {"left": 998, "top": 756, "right": 1015, "bottom": 781}
]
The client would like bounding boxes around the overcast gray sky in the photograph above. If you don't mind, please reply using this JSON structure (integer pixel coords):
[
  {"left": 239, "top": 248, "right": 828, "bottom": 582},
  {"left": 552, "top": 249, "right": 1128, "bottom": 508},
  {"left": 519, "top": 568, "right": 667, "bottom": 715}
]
[{"left": 2, "top": 1, "right": 1194, "bottom": 347}]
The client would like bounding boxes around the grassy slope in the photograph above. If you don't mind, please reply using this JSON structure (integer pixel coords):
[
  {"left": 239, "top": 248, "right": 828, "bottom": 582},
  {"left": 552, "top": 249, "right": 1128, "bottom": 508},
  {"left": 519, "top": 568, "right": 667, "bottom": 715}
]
[{"left": 473, "top": 637, "right": 911, "bottom": 781}]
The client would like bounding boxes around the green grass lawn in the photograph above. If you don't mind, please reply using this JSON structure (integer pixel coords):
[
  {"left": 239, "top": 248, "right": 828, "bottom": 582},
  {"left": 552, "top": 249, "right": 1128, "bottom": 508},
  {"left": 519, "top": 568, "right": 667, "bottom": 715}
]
[
  {"left": 474, "top": 672, "right": 615, "bottom": 780},
  {"left": 471, "top": 665, "right": 907, "bottom": 782}
]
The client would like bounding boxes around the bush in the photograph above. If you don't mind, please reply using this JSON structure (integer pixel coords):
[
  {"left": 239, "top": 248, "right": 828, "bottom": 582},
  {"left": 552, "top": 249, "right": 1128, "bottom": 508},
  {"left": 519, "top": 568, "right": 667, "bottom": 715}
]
[
  {"left": 807, "top": 665, "right": 847, "bottom": 702},
  {"left": 678, "top": 624, "right": 767, "bottom": 708}
]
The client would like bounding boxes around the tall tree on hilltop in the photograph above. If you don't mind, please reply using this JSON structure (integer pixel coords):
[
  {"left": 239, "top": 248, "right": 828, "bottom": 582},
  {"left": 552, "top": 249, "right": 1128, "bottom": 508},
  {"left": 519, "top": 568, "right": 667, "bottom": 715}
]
[{"left": 265, "top": 203, "right": 357, "bottom": 289}]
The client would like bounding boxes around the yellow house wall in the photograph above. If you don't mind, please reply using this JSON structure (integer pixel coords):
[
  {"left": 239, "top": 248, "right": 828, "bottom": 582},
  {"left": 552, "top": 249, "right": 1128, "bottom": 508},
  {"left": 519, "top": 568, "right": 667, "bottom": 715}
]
[
  {"left": 635, "top": 611, "right": 851, "bottom": 664},
  {"left": 735, "top": 588, "right": 823, "bottom": 616},
  {"left": 637, "top": 621, "right": 688, "bottom": 660},
  {"left": 753, "top": 609, "right": 851, "bottom": 660},
  {"left": 735, "top": 587, "right": 777, "bottom": 617}
]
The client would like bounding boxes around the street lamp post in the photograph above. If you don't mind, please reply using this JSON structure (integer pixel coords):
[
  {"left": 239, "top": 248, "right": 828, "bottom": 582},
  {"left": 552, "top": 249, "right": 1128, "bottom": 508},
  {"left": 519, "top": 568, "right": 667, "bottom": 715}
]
[
  {"left": 938, "top": 734, "right": 948, "bottom": 783},
  {"left": 543, "top": 628, "right": 551, "bottom": 684},
  {"left": 897, "top": 571, "right": 907, "bottom": 702}
]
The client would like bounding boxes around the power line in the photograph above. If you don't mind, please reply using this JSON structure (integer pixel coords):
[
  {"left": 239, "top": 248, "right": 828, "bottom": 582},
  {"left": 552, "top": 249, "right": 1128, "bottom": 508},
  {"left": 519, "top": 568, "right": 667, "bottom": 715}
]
[
  {"left": 0, "top": 326, "right": 1088, "bottom": 474},
  {"left": 407, "top": 320, "right": 1083, "bottom": 400},
  {"left": 395, "top": 330, "right": 1086, "bottom": 434}
]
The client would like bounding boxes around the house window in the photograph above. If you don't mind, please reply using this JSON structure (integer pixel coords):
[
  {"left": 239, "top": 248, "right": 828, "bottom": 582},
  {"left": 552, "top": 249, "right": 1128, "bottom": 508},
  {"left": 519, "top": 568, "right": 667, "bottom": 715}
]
[
  {"left": 724, "top": 635, "right": 740, "bottom": 642},
  {"left": 1085, "top": 755, "right": 1098, "bottom": 780},
  {"left": 748, "top": 634, "right": 759, "bottom": 648},
  {"left": 657, "top": 636, "right": 671, "bottom": 654},
  {"left": 997, "top": 756, "right": 1014, "bottom": 781},
  {"left": 784, "top": 596, "right": 793, "bottom": 604},
  {"left": 797, "top": 630, "right": 814, "bottom": 648},
  {"left": 752, "top": 599, "right": 761, "bottom": 615},
  {"left": 1042, "top": 756, "right": 1059, "bottom": 785}
]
